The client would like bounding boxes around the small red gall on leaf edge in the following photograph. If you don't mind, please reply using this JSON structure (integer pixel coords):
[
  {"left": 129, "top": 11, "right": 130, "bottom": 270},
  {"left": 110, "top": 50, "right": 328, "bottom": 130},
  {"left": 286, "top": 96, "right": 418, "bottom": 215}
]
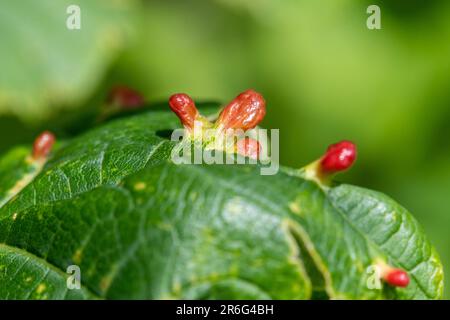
[
  {"left": 384, "top": 269, "right": 410, "bottom": 288},
  {"left": 217, "top": 89, "right": 266, "bottom": 131},
  {"left": 108, "top": 85, "right": 145, "bottom": 109},
  {"left": 169, "top": 93, "right": 199, "bottom": 130},
  {"left": 320, "top": 140, "right": 356, "bottom": 174},
  {"left": 32, "top": 131, "right": 55, "bottom": 159},
  {"left": 236, "top": 138, "right": 261, "bottom": 159}
]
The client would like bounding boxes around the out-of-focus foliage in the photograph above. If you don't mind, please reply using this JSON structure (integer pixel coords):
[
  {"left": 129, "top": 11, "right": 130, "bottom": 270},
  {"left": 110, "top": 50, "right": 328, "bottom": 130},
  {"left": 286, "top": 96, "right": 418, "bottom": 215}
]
[
  {"left": 0, "top": 0, "right": 133, "bottom": 121},
  {"left": 0, "top": 0, "right": 448, "bottom": 297}
]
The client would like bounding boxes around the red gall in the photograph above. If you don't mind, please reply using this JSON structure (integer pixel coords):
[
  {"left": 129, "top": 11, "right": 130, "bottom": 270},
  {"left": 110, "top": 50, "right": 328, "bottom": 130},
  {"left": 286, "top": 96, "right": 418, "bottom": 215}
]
[
  {"left": 169, "top": 93, "right": 199, "bottom": 130},
  {"left": 384, "top": 268, "right": 410, "bottom": 288},
  {"left": 108, "top": 85, "right": 145, "bottom": 109},
  {"left": 320, "top": 140, "right": 356, "bottom": 174},
  {"left": 236, "top": 138, "right": 261, "bottom": 159},
  {"left": 32, "top": 131, "right": 56, "bottom": 159}
]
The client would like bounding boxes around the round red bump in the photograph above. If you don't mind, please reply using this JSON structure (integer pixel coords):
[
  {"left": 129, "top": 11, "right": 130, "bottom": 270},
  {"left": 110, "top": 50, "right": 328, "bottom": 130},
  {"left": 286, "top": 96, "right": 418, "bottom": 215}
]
[
  {"left": 217, "top": 89, "right": 266, "bottom": 131},
  {"left": 320, "top": 140, "right": 356, "bottom": 174},
  {"left": 385, "top": 269, "right": 410, "bottom": 288}
]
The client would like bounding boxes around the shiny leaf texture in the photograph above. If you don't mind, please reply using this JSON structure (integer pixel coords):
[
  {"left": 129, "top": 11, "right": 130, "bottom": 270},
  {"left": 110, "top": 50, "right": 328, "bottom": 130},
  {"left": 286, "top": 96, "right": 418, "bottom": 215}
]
[
  {"left": 0, "top": 0, "right": 133, "bottom": 121},
  {"left": 0, "top": 104, "right": 444, "bottom": 299}
]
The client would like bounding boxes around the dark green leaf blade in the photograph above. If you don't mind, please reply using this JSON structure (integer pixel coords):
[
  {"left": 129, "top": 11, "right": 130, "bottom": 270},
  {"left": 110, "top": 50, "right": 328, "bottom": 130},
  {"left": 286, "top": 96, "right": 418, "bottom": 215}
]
[
  {"left": 328, "top": 184, "right": 444, "bottom": 299},
  {"left": 0, "top": 108, "right": 444, "bottom": 299}
]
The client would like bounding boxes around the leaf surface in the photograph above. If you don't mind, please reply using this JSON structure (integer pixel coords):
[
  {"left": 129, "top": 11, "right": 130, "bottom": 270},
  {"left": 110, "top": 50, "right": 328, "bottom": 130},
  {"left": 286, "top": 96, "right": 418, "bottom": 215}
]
[{"left": 0, "top": 105, "right": 444, "bottom": 299}]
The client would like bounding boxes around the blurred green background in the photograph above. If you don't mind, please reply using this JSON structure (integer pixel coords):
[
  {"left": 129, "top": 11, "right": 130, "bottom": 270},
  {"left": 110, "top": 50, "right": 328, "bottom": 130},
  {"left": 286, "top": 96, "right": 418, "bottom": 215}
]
[{"left": 0, "top": 0, "right": 449, "bottom": 298}]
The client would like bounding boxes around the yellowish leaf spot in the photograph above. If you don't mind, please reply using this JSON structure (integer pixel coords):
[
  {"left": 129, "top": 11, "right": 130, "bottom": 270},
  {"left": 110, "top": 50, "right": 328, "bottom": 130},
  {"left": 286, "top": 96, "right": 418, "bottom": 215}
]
[
  {"left": 209, "top": 272, "right": 219, "bottom": 281},
  {"left": 226, "top": 197, "right": 244, "bottom": 215},
  {"left": 72, "top": 249, "right": 83, "bottom": 264},
  {"left": 189, "top": 191, "right": 198, "bottom": 201},
  {"left": 172, "top": 281, "right": 182, "bottom": 294},
  {"left": 100, "top": 264, "right": 119, "bottom": 293},
  {"left": 36, "top": 283, "right": 46, "bottom": 294},
  {"left": 288, "top": 200, "right": 302, "bottom": 216},
  {"left": 134, "top": 182, "right": 146, "bottom": 191},
  {"left": 156, "top": 222, "right": 173, "bottom": 231},
  {"left": 100, "top": 274, "right": 114, "bottom": 293}
]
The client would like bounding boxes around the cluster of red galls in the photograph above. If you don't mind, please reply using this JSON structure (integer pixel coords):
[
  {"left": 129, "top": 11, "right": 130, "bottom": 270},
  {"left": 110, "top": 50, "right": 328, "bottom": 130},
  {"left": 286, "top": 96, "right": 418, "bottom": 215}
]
[{"left": 30, "top": 87, "right": 409, "bottom": 289}]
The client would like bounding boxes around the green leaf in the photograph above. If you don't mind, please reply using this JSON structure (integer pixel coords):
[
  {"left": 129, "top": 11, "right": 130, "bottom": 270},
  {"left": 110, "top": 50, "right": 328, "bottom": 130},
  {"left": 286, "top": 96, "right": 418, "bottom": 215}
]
[
  {"left": 0, "top": 105, "right": 444, "bottom": 299},
  {"left": 328, "top": 185, "right": 444, "bottom": 299},
  {"left": 0, "top": 0, "right": 133, "bottom": 122},
  {"left": 0, "top": 244, "right": 93, "bottom": 299}
]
